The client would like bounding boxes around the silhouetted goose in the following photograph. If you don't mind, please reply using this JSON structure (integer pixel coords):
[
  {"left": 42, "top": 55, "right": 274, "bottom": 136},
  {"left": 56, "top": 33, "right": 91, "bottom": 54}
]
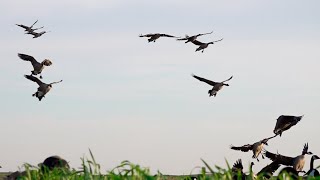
[
  {"left": 24, "top": 75, "right": 62, "bottom": 101},
  {"left": 40, "top": 156, "right": 69, "bottom": 171},
  {"left": 257, "top": 161, "right": 280, "bottom": 179},
  {"left": 18, "top": 53, "right": 52, "bottom": 79},
  {"left": 139, "top": 33, "right": 178, "bottom": 42},
  {"left": 192, "top": 74, "right": 233, "bottom": 97},
  {"left": 26, "top": 30, "right": 48, "bottom": 38},
  {"left": 231, "top": 159, "right": 254, "bottom": 180},
  {"left": 230, "top": 135, "right": 277, "bottom": 161},
  {"left": 16, "top": 20, "right": 44, "bottom": 33},
  {"left": 304, "top": 155, "right": 320, "bottom": 177},
  {"left": 191, "top": 38, "right": 223, "bottom": 53},
  {"left": 264, "top": 143, "right": 312, "bottom": 172},
  {"left": 177, "top": 31, "right": 213, "bottom": 43},
  {"left": 274, "top": 115, "right": 303, "bottom": 136}
]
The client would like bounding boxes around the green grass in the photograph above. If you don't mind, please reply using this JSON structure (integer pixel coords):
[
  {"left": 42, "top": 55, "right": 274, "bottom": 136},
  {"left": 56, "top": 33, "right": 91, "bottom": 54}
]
[{"left": 1, "top": 150, "right": 318, "bottom": 180}]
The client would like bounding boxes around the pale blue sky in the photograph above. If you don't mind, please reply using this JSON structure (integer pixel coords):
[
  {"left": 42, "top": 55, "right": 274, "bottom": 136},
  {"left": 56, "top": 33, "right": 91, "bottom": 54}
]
[{"left": 1, "top": 0, "right": 320, "bottom": 175}]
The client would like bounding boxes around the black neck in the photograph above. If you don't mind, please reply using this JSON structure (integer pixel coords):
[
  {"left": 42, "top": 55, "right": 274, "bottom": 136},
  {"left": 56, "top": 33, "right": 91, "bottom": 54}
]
[{"left": 310, "top": 157, "right": 314, "bottom": 170}]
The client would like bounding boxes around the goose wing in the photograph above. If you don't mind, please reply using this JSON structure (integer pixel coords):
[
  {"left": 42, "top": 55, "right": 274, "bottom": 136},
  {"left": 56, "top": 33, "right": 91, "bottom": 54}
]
[
  {"left": 192, "top": 74, "right": 217, "bottom": 86},
  {"left": 221, "top": 76, "right": 233, "bottom": 83},
  {"left": 230, "top": 144, "right": 252, "bottom": 152},
  {"left": 159, "top": 34, "right": 177, "bottom": 38},
  {"left": 264, "top": 151, "right": 294, "bottom": 166},
  {"left": 274, "top": 115, "right": 303, "bottom": 135},
  {"left": 232, "top": 159, "right": 243, "bottom": 172},
  {"left": 198, "top": 31, "right": 213, "bottom": 36},
  {"left": 257, "top": 161, "right": 280, "bottom": 177},
  {"left": 177, "top": 35, "right": 189, "bottom": 41},
  {"left": 24, "top": 75, "right": 44, "bottom": 86},
  {"left": 191, "top": 40, "right": 205, "bottom": 46},
  {"left": 213, "top": 38, "right": 223, "bottom": 43},
  {"left": 139, "top": 33, "right": 155, "bottom": 37},
  {"left": 16, "top": 24, "right": 29, "bottom": 30},
  {"left": 18, "top": 53, "right": 38, "bottom": 64}
]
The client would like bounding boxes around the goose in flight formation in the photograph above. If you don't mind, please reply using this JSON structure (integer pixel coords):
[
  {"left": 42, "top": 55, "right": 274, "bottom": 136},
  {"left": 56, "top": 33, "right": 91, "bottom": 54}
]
[
  {"left": 264, "top": 143, "right": 312, "bottom": 172},
  {"left": 192, "top": 74, "right": 233, "bottom": 97},
  {"left": 24, "top": 75, "right": 62, "bottom": 101},
  {"left": 18, "top": 53, "right": 52, "bottom": 79},
  {"left": 16, "top": 20, "right": 44, "bottom": 33},
  {"left": 177, "top": 31, "right": 213, "bottom": 43},
  {"left": 230, "top": 135, "right": 277, "bottom": 161},
  {"left": 139, "top": 33, "right": 178, "bottom": 42},
  {"left": 191, "top": 38, "right": 223, "bottom": 53},
  {"left": 273, "top": 115, "right": 303, "bottom": 137}
]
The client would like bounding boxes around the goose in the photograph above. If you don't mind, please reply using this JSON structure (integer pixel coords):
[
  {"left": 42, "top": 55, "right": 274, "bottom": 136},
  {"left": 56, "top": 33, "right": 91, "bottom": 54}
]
[
  {"left": 24, "top": 75, "right": 62, "bottom": 101},
  {"left": 192, "top": 74, "right": 232, "bottom": 97},
  {"left": 16, "top": 20, "right": 44, "bottom": 33},
  {"left": 230, "top": 135, "right": 277, "bottom": 161},
  {"left": 40, "top": 156, "right": 69, "bottom": 171},
  {"left": 264, "top": 143, "right": 312, "bottom": 172},
  {"left": 18, "top": 53, "right": 52, "bottom": 79},
  {"left": 26, "top": 30, "right": 48, "bottom": 38},
  {"left": 231, "top": 159, "right": 254, "bottom": 180},
  {"left": 139, "top": 33, "right": 178, "bottom": 42},
  {"left": 177, "top": 31, "right": 213, "bottom": 43},
  {"left": 277, "top": 167, "right": 299, "bottom": 180},
  {"left": 256, "top": 161, "right": 281, "bottom": 179},
  {"left": 191, "top": 38, "right": 223, "bottom": 53},
  {"left": 304, "top": 155, "right": 320, "bottom": 177},
  {"left": 273, "top": 115, "right": 303, "bottom": 137}
]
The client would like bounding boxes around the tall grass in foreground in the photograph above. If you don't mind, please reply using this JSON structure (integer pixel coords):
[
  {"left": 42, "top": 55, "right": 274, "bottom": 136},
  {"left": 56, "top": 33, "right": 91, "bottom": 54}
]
[{"left": 10, "top": 150, "right": 313, "bottom": 180}]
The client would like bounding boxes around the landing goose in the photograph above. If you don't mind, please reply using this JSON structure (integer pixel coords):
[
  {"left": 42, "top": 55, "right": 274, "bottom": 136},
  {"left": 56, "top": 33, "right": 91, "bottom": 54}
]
[
  {"left": 274, "top": 115, "right": 303, "bottom": 136},
  {"left": 192, "top": 74, "right": 232, "bottom": 97},
  {"left": 264, "top": 143, "right": 312, "bottom": 172},
  {"left": 231, "top": 135, "right": 277, "bottom": 161},
  {"left": 191, "top": 38, "right": 223, "bottom": 53},
  {"left": 18, "top": 53, "right": 52, "bottom": 79},
  {"left": 24, "top": 75, "right": 62, "bottom": 101},
  {"left": 177, "top": 31, "right": 213, "bottom": 43},
  {"left": 139, "top": 33, "right": 178, "bottom": 42}
]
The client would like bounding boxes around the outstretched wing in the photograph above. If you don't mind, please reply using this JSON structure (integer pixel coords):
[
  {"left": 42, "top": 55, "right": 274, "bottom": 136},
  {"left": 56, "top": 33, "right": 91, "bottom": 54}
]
[
  {"left": 16, "top": 24, "right": 29, "bottom": 30},
  {"left": 222, "top": 76, "right": 233, "bottom": 83},
  {"left": 199, "top": 31, "right": 213, "bottom": 36},
  {"left": 18, "top": 53, "right": 38, "bottom": 64},
  {"left": 213, "top": 38, "right": 223, "bottom": 43},
  {"left": 257, "top": 161, "right": 280, "bottom": 177},
  {"left": 176, "top": 36, "right": 188, "bottom": 41},
  {"left": 139, "top": 33, "right": 155, "bottom": 37},
  {"left": 24, "top": 75, "right": 44, "bottom": 86},
  {"left": 230, "top": 144, "right": 252, "bottom": 152},
  {"left": 192, "top": 74, "right": 217, "bottom": 86},
  {"left": 274, "top": 115, "right": 303, "bottom": 135},
  {"left": 159, "top": 34, "right": 177, "bottom": 38},
  {"left": 264, "top": 150, "right": 294, "bottom": 166},
  {"left": 30, "top": 20, "right": 38, "bottom": 28},
  {"left": 50, "top": 80, "right": 63, "bottom": 85},
  {"left": 191, "top": 40, "right": 205, "bottom": 46}
]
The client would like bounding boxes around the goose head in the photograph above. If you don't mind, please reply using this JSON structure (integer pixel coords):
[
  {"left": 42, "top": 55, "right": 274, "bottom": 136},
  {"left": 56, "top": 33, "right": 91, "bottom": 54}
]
[
  {"left": 42, "top": 59, "right": 52, "bottom": 66},
  {"left": 208, "top": 42, "right": 214, "bottom": 45},
  {"left": 312, "top": 155, "right": 320, "bottom": 160}
]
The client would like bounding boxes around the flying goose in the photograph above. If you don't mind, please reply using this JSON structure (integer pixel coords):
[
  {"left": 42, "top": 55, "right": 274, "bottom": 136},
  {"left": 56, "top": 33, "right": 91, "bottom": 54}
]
[
  {"left": 230, "top": 135, "right": 277, "bottom": 161},
  {"left": 18, "top": 53, "right": 52, "bottom": 79},
  {"left": 273, "top": 115, "right": 303, "bottom": 137},
  {"left": 264, "top": 143, "right": 312, "bottom": 172},
  {"left": 24, "top": 75, "right": 62, "bottom": 101},
  {"left": 304, "top": 155, "right": 320, "bottom": 177},
  {"left": 191, "top": 38, "right": 223, "bottom": 53},
  {"left": 16, "top": 20, "right": 44, "bottom": 33},
  {"left": 177, "top": 31, "right": 213, "bottom": 43},
  {"left": 139, "top": 33, "right": 178, "bottom": 42},
  {"left": 192, "top": 74, "right": 233, "bottom": 97}
]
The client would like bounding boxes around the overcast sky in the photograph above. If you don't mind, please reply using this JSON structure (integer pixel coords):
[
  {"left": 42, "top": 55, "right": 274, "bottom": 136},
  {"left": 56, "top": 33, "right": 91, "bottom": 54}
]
[{"left": 1, "top": 0, "right": 320, "bottom": 175}]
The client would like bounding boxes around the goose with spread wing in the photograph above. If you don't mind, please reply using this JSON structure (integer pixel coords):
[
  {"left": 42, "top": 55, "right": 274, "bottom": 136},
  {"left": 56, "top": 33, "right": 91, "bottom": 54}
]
[
  {"left": 274, "top": 115, "right": 303, "bottom": 137},
  {"left": 24, "top": 75, "right": 62, "bottom": 101},
  {"left": 264, "top": 143, "right": 312, "bottom": 172},
  {"left": 177, "top": 31, "right": 213, "bottom": 43},
  {"left": 230, "top": 135, "right": 277, "bottom": 161},
  {"left": 192, "top": 74, "right": 232, "bottom": 97},
  {"left": 191, "top": 38, "right": 223, "bottom": 53},
  {"left": 139, "top": 33, "right": 178, "bottom": 42},
  {"left": 18, "top": 53, "right": 52, "bottom": 79}
]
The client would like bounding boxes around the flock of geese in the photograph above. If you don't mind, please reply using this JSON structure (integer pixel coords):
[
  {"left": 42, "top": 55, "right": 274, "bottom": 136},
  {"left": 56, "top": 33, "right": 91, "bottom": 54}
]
[{"left": 14, "top": 20, "right": 318, "bottom": 179}]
